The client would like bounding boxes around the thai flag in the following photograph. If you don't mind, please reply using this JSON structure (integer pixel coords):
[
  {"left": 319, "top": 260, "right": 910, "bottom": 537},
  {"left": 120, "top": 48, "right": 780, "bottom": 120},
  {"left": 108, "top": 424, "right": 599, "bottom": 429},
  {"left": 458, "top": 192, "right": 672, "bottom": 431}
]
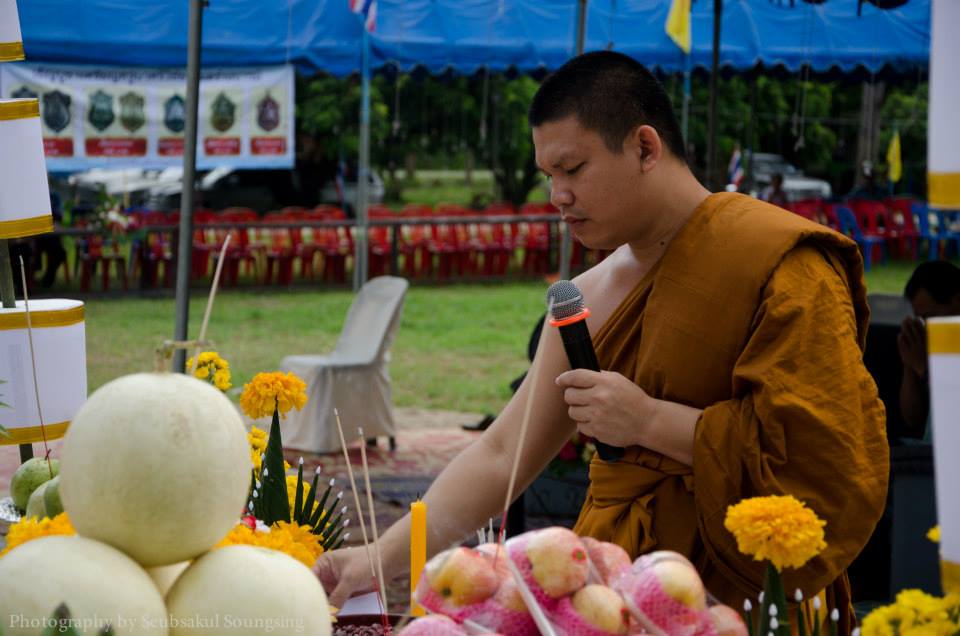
[
  {"left": 727, "top": 146, "right": 744, "bottom": 190},
  {"left": 349, "top": 0, "right": 377, "bottom": 33}
]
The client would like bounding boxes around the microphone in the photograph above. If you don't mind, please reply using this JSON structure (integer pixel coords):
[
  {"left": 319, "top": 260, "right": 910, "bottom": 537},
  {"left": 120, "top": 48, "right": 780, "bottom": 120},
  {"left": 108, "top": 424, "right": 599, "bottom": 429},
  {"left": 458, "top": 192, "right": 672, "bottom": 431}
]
[{"left": 546, "top": 280, "right": 625, "bottom": 462}]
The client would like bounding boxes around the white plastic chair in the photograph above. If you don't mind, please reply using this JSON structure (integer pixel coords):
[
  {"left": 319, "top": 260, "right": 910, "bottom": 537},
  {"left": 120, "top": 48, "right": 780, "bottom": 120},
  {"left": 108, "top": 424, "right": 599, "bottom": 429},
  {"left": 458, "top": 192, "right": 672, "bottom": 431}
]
[{"left": 280, "top": 276, "right": 409, "bottom": 453}]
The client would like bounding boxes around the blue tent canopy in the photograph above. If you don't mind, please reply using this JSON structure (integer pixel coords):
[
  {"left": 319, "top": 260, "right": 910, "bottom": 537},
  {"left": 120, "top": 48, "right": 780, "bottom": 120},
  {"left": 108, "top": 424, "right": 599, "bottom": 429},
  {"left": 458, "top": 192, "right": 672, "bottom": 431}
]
[{"left": 19, "top": 0, "right": 929, "bottom": 75}]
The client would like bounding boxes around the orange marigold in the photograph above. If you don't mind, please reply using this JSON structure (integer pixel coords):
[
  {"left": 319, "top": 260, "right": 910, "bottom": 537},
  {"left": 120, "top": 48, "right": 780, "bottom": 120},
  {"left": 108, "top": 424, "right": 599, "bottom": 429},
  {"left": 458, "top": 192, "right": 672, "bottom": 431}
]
[{"left": 239, "top": 372, "right": 307, "bottom": 420}]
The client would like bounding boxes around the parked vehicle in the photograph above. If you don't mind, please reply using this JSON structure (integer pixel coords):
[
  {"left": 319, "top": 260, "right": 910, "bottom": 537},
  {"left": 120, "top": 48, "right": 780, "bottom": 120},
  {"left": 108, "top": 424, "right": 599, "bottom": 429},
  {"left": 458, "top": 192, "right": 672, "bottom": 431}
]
[{"left": 748, "top": 153, "right": 832, "bottom": 201}]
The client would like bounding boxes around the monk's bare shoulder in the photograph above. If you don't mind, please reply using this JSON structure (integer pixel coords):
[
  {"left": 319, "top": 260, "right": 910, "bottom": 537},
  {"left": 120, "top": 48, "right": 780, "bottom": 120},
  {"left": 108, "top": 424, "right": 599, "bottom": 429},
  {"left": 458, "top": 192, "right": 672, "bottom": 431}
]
[{"left": 572, "top": 245, "right": 647, "bottom": 331}]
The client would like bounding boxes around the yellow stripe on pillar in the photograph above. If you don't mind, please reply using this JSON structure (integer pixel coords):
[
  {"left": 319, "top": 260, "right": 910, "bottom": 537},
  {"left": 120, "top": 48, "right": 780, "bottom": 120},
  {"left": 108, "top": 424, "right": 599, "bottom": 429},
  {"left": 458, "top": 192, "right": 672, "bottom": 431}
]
[{"left": 929, "top": 173, "right": 960, "bottom": 210}]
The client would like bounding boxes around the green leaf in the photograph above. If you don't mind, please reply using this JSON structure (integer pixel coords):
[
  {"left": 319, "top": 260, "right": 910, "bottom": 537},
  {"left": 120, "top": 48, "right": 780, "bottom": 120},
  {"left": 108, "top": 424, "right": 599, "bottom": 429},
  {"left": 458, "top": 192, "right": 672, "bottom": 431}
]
[
  {"left": 300, "top": 467, "right": 322, "bottom": 526},
  {"left": 293, "top": 458, "right": 304, "bottom": 524},
  {"left": 758, "top": 562, "right": 791, "bottom": 636},
  {"left": 310, "top": 480, "right": 335, "bottom": 529},
  {"left": 259, "top": 408, "right": 290, "bottom": 526},
  {"left": 41, "top": 603, "right": 81, "bottom": 636}
]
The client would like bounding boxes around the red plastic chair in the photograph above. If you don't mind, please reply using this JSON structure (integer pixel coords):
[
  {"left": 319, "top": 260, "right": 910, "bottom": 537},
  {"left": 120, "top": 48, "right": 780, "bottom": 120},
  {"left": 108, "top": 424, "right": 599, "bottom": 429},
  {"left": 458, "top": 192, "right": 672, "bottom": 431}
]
[
  {"left": 849, "top": 199, "right": 900, "bottom": 259},
  {"left": 884, "top": 197, "right": 923, "bottom": 260},
  {"left": 398, "top": 204, "right": 433, "bottom": 279},
  {"left": 519, "top": 202, "right": 552, "bottom": 275},
  {"left": 310, "top": 207, "right": 351, "bottom": 284},
  {"left": 78, "top": 234, "right": 128, "bottom": 292},
  {"left": 261, "top": 211, "right": 296, "bottom": 285}
]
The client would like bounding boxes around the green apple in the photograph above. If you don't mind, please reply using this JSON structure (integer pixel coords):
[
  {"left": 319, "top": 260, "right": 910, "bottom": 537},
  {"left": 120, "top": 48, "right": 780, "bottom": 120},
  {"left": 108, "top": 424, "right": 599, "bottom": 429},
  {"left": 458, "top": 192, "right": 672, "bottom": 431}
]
[
  {"left": 10, "top": 457, "right": 59, "bottom": 511},
  {"left": 24, "top": 481, "right": 49, "bottom": 519},
  {"left": 43, "top": 475, "right": 63, "bottom": 517}
]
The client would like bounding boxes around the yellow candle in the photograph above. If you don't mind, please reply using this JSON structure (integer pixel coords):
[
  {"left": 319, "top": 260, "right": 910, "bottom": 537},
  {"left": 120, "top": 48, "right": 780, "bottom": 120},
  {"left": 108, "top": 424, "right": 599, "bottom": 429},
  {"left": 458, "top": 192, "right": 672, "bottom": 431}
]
[{"left": 410, "top": 500, "right": 427, "bottom": 616}]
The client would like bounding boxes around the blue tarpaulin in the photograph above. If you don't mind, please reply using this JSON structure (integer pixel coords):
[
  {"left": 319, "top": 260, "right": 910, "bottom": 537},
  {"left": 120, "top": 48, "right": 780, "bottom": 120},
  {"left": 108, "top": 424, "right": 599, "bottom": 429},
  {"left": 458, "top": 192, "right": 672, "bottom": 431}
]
[{"left": 18, "top": 0, "right": 929, "bottom": 75}]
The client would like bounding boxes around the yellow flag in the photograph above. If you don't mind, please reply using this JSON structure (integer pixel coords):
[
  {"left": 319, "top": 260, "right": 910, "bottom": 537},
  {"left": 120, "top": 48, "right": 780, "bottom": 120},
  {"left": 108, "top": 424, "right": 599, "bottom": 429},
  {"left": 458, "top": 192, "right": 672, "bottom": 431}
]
[
  {"left": 666, "top": 0, "right": 691, "bottom": 54},
  {"left": 887, "top": 129, "right": 902, "bottom": 184}
]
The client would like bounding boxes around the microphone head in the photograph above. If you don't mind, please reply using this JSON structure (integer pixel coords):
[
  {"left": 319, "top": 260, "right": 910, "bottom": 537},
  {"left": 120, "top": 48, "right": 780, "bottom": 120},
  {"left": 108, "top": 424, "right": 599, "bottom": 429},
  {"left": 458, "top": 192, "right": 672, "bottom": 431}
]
[{"left": 546, "top": 280, "right": 585, "bottom": 320}]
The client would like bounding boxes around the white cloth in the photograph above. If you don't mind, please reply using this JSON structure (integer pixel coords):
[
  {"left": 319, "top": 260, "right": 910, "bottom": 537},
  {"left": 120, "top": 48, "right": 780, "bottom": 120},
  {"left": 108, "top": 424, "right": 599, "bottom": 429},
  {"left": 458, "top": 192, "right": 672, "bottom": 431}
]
[{"left": 280, "top": 276, "right": 408, "bottom": 453}]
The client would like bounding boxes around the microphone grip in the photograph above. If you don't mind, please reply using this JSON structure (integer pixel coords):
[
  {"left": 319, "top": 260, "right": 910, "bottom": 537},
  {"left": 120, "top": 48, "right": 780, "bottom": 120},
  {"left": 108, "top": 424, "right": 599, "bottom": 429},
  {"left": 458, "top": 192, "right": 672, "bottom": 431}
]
[{"left": 557, "top": 320, "right": 625, "bottom": 462}]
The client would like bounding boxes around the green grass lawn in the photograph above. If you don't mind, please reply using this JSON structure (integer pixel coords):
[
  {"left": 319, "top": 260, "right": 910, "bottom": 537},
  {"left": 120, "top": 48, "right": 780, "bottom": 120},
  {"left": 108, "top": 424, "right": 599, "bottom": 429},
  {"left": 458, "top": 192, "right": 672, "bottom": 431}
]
[{"left": 81, "top": 261, "right": 927, "bottom": 415}]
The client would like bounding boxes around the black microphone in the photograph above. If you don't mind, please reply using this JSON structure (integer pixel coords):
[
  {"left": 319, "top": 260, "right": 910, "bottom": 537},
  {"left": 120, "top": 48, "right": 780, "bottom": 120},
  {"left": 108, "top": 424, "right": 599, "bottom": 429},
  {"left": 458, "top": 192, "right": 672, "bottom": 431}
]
[{"left": 547, "top": 280, "right": 625, "bottom": 462}]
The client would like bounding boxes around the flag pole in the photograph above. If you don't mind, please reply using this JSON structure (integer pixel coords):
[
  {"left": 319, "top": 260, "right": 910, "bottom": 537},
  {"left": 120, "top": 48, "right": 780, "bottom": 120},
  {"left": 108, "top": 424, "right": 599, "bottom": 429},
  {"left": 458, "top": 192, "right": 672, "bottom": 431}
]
[{"left": 354, "top": 27, "right": 371, "bottom": 291}]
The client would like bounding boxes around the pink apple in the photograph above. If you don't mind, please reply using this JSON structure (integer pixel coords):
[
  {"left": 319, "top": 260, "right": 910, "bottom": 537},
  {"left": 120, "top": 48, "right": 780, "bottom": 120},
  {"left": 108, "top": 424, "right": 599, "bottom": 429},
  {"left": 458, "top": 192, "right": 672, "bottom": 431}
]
[
  {"left": 570, "top": 584, "right": 630, "bottom": 634},
  {"left": 581, "top": 537, "right": 631, "bottom": 585},
  {"left": 524, "top": 527, "right": 590, "bottom": 598},
  {"left": 708, "top": 604, "right": 748, "bottom": 636},
  {"left": 400, "top": 615, "right": 469, "bottom": 635},
  {"left": 420, "top": 547, "right": 500, "bottom": 607}
]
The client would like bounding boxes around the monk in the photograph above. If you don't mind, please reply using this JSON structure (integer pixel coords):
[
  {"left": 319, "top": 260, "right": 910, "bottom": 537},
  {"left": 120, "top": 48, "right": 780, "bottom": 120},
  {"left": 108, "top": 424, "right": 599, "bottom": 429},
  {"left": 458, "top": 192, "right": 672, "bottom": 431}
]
[{"left": 314, "top": 51, "right": 888, "bottom": 631}]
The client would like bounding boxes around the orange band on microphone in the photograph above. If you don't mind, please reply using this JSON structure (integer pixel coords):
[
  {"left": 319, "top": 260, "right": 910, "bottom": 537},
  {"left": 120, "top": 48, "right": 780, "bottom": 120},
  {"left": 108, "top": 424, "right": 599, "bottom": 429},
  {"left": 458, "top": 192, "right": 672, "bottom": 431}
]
[{"left": 549, "top": 308, "right": 590, "bottom": 328}]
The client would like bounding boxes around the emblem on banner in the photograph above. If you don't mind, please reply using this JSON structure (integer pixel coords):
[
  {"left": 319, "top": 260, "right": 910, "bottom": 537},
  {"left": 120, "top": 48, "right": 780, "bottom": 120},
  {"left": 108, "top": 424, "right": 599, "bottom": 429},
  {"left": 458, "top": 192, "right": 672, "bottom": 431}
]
[
  {"left": 256, "top": 92, "right": 280, "bottom": 132},
  {"left": 164, "top": 94, "right": 186, "bottom": 133},
  {"left": 12, "top": 85, "right": 37, "bottom": 99},
  {"left": 210, "top": 92, "right": 236, "bottom": 133},
  {"left": 88, "top": 90, "right": 115, "bottom": 132},
  {"left": 119, "top": 91, "right": 146, "bottom": 133},
  {"left": 42, "top": 90, "right": 72, "bottom": 133}
]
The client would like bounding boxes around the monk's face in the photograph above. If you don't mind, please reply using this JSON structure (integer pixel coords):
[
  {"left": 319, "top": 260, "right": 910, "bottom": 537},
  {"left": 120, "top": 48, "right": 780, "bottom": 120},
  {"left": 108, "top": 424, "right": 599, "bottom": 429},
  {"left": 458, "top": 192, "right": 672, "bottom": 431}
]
[{"left": 533, "top": 115, "right": 656, "bottom": 250}]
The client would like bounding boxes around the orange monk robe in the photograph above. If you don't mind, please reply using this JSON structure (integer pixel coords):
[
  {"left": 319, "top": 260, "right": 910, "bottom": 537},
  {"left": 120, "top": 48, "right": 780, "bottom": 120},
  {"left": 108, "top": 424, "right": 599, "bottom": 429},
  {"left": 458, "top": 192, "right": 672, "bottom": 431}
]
[{"left": 573, "top": 193, "right": 889, "bottom": 633}]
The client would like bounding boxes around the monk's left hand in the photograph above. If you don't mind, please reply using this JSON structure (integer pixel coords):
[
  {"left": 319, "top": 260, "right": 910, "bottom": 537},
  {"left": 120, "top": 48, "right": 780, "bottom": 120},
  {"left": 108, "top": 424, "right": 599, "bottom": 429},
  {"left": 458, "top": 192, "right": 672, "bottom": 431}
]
[{"left": 556, "top": 369, "right": 657, "bottom": 448}]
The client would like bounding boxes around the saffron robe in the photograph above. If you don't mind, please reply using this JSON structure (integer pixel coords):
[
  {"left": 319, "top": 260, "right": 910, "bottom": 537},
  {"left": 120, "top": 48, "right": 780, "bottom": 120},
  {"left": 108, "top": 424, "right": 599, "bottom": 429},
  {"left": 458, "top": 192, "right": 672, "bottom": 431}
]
[{"left": 573, "top": 193, "right": 889, "bottom": 631}]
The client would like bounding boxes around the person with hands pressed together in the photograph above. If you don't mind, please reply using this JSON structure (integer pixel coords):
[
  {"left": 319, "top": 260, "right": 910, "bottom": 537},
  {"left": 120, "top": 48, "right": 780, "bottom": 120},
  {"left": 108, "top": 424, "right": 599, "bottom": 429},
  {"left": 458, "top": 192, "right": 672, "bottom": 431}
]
[{"left": 314, "top": 52, "right": 888, "bottom": 632}]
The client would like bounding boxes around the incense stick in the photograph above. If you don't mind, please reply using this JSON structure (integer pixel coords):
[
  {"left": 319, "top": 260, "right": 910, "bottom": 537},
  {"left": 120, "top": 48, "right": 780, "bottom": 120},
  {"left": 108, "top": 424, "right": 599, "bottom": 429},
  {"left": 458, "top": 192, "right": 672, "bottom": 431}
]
[
  {"left": 16, "top": 257, "right": 52, "bottom": 470},
  {"left": 358, "top": 426, "right": 389, "bottom": 620},
  {"left": 190, "top": 234, "right": 231, "bottom": 374},
  {"left": 334, "top": 408, "right": 377, "bottom": 582}
]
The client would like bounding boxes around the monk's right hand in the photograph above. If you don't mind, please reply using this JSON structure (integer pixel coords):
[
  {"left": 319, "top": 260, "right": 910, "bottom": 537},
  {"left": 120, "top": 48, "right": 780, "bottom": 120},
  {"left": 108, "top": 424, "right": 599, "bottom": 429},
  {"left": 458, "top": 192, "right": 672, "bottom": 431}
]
[{"left": 313, "top": 546, "right": 377, "bottom": 608}]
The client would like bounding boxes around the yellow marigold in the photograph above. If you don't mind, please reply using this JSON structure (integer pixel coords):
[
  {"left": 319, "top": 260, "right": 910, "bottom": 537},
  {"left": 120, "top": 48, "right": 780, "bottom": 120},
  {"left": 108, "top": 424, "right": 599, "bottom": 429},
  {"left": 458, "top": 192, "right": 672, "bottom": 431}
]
[
  {"left": 1, "top": 512, "right": 75, "bottom": 556},
  {"left": 239, "top": 372, "right": 307, "bottom": 420},
  {"left": 186, "top": 351, "right": 231, "bottom": 392},
  {"left": 216, "top": 521, "right": 323, "bottom": 568},
  {"left": 928, "top": 525, "right": 941, "bottom": 544},
  {"left": 248, "top": 426, "right": 267, "bottom": 471},
  {"left": 723, "top": 495, "right": 827, "bottom": 571},
  {"left": 861, "top": 590, "right": 958, "bottom": 636}
]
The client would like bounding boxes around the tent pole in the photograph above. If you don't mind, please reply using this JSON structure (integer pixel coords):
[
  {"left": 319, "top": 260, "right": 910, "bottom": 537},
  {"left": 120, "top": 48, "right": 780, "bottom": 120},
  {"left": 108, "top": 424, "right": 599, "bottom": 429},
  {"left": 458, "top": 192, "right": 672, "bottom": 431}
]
[
  {"left": 354, "top": 28, "right": 371, "bottom": 291},
  {"left": 558, "top": 0, "right": 588, "bottom": 281},
  {"left": 706, "top": 0, "right": 721, "bottom": 191},
  {"left": 172, "top": 0, "right": 205, "bottom": 373}
]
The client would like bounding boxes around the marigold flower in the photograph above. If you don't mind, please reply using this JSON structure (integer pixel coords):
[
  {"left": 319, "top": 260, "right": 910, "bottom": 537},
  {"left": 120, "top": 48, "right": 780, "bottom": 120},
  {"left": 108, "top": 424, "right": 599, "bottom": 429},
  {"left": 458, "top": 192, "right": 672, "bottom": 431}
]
[
  {"left": 239, "top": 372, "right": 308, "bottom": 420},
  {"left": 861, "top": 590, "right": 960, "bottom": 636},
  {"left": 216, "top": 520, "right": 323, "bottom": 568},
  {"left": 186, "top": 351, "right": 231, "bottom": 392},
  {"left": 1, "top": 512, "right": 75, "bottom": 556},
  {"left": 724, "top": 495, "right": 826, "bottom": 571},
  {"left": 248, "top": 426, "right": 267, "bottom": 471}
]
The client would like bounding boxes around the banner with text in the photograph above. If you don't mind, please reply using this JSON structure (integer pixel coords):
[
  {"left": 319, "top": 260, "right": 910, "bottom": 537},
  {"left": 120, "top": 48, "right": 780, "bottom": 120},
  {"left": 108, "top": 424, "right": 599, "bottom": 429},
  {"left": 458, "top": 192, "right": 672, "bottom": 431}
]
[{"left": 0, "top": 64, "right": 294, "bottom": 172}]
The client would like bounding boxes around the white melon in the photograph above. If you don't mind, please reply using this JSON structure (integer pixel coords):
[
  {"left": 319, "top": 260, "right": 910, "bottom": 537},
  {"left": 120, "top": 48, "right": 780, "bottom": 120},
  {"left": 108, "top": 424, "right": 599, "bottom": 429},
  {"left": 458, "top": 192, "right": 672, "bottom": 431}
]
[
  {"left": 0, "top": 535, "right": 168, "bottom": 635},
  {"left": 166, "top": 545, "right": 332, "bottom": 636},
  {"left": 146, "top": 561, "right": 191, "bottom": 598},
  {"left": 60, "top": 373, "right": 250, "bottom": 567}
]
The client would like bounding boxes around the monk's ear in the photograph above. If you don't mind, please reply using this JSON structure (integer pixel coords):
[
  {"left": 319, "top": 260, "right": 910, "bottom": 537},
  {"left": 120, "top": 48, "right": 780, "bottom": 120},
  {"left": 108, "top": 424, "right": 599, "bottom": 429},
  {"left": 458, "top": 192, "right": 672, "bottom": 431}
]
[{"left": 628, "top": 124, "right": 663, "bottom": 172}]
